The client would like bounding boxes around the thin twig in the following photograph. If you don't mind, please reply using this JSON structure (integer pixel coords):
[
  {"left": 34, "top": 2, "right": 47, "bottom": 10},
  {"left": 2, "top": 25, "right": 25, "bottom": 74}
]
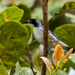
[
  {"left": 48, "top": 13, "right": 59, "bottom": 24},
  {"left": 27, "top": 44, "right": 37, "bottom": 75}
]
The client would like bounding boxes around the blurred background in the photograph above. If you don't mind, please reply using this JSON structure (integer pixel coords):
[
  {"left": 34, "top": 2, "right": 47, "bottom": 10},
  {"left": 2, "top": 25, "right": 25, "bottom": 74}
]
[{"left": 0, "top": 0, "right": 75, "bottom": 75}]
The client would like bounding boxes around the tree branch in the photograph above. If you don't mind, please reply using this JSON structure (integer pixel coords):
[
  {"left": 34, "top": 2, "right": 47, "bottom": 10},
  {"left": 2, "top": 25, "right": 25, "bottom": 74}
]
[
  {"left": 27, "top": 44, "right": 37, "bottom": 75},
  {"left": 41, "top": 0, "right": 49, "bottom": 75},
  {"left": 48, "top": 13, "right": 59, "bottom": 23}
]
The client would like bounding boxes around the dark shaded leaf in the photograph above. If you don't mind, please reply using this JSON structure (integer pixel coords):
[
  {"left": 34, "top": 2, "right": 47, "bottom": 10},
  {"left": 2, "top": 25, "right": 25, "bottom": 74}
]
[{"left": 18, "top": 4, "right": 31, "bottom": 24}]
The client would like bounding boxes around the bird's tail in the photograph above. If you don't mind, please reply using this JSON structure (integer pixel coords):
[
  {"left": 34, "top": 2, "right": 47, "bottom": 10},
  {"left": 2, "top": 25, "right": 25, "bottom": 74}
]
[{"left": 72, "top": 48, "right": 75, "bottom": 53}]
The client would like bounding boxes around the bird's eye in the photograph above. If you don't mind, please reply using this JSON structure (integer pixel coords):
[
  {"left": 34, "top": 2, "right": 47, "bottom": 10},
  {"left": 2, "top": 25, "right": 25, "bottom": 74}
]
[{"left": 30, "top": 21, "right": 32, "bottom": 22}]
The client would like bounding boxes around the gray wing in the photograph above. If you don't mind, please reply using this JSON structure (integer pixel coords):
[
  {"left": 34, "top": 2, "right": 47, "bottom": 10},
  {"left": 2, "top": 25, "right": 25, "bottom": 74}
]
[
  {"left": 48, "top": 30, "right": 61, "bottom": 41},
  {"left": 40, "top": 26, "right": 61, "bottom": 42}
]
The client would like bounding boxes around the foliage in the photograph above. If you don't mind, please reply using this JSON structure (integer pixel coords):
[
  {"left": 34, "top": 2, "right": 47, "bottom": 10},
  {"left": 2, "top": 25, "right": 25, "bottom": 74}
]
[
  {"left": 54, "top": 25, "right": 75, "bottom": 48},
  {"left": 0, "top": 0, "right": 75, "bottom": 75},
  {"left": 14, "top": 62, "right": 40, "bottom": 75},
  {"left": 0, "top": 59, "right": 8, "bottom": 75},
  {"left": 40, "top": 44, "right": 73, "bottom": 75}
]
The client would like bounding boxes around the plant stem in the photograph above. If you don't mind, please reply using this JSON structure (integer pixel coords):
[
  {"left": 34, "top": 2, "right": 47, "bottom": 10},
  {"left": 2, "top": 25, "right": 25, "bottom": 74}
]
[
  {"left": 48, "top": 13, "right": 59, "bottom": 23},
  {"left": 41, "top": 0, "right": 49, "bottom": 75},
  {"left": 27, "top": 44, "right": 37, "bottom": 75}
]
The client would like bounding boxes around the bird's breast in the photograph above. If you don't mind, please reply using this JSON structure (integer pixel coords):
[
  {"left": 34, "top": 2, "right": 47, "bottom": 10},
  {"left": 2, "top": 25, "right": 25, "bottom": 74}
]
[{"left": 33, "top": 28, "right": 44, "bottom": 45}]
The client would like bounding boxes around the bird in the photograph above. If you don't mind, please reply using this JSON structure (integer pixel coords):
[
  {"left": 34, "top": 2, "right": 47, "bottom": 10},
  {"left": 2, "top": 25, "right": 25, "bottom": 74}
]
[{"left": 25, "top": 19, "right": 75, "bottom": 53}]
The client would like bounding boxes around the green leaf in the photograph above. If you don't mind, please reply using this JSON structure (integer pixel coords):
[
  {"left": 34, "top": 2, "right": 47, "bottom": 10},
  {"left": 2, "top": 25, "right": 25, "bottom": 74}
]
[
  {"left": 63, "top": 58, "right": 75, "bottom": 73},
  {"left": 24, "top": 24, "right": 33, "bottom": 39},
  {"left": 18, "top": 4, "right": 31, "bottom": 23},
  {"left": 29, "top": 40, "right": 40, "bottom": 51},
  {"left": 49, "top": 13, "right": 75, "bottom": 31},
  {"left": 49, "top": 1, "right": 75, "bottom": 31},
  {"left": 0, "top": 59, "right": 8, "bottom": 75},
  {"left": 48, "top": 50, "right": 75, "bottom": 73},
  {"left": 46, "top": 70, "right": 68, "bottom": 75},
  {"left": 24, "top": 40, "right": 40, "bottom": 55},
  {"left": 60, "top": 1, "right": 75, "bottom": 13},
  {"left": 0, "top": 20, "right": 29, "bottom": 69},
  {"left": 54, "top": 24, "right": 75, "bottom": 49},
  {"left": 14, "top": 62, "right": 40, "bottom": 75},
  {"left": 0, "top": 6, "right": 24, "bottom": 27}
]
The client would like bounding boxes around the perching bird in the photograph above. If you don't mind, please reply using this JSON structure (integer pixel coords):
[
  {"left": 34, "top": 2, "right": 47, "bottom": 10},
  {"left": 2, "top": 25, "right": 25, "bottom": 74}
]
[{"left": 25, "top": 19, "right": 75, "bottom": 53}]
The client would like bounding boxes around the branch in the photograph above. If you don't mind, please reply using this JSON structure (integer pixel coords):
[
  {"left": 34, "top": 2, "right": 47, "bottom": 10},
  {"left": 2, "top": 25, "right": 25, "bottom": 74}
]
[
  {"left": 41, "top": 0, "right": 49, "bottom": 75},
  {"left": 48, "top": 13, "right": 59, "bottom": 23},
  {"left": 27, "top": 44, "right": 37, "bottom": 75}
]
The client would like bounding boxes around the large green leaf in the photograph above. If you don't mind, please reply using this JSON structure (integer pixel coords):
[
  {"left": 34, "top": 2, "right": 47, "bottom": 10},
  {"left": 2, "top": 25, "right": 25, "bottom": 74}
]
[
  {"left": 60, "top": 1, "right": 75, "bottom": 13},
  {"left": 18, "top": 4, "right": 31, "bottom": 24},
  {"left": 0, "top": 20, "right": 29, "bottom": 69},
  {"left": 14, "top": 62, "right": 40, "bottom": 75},
  {"left": 54, "top": 24, "right": 75, "bottom": 49},
  {"left": 0, "top": 59, "right": 8, "bottom": 75},
  {"left": 0, "top": 6, "right": 24, "bottom": 27}
]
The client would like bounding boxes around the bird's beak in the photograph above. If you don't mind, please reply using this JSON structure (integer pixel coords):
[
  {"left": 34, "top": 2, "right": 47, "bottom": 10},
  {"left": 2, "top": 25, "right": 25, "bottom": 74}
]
[{"left": 24, "top": 21, "right": 29, "bottom": 23}]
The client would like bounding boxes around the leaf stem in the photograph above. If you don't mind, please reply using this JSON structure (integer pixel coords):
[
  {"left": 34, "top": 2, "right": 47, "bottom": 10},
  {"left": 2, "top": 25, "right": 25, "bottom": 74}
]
[{"left": 48, "top": 13, "right": 59, "bottom": 23}]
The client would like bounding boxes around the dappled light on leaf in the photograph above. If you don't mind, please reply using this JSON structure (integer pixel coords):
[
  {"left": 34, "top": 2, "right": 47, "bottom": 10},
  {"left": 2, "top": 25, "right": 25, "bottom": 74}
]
[
  {"left": 0, "top": 21, "right": 29, "bottom": 69},
  {"left": 60, "top": 1, "right": 75, "bottom": 13},
  {"left": 0, "top": 6, "right": 24, "bottom": 27}
]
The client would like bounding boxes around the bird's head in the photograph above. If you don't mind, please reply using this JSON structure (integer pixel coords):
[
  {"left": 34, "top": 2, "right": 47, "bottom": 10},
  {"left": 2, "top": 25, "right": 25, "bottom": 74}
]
[{"left": 24, "top": 19, "right": 42, "bottom": 28}]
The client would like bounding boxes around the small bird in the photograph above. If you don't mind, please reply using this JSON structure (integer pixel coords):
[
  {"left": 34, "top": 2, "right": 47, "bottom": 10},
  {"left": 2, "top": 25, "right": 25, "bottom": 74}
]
[{"left": 25, "top": 19, "right": 75, "bottom": 53}]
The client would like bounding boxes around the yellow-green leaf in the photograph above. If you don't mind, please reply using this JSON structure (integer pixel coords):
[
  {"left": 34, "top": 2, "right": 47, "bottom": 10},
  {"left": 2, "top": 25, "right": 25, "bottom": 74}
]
[
  {"left": 54, "top": 25, "right": 75, "bottom": 49},
  {"left": 60, "top": 1, "right": 75, "bottom": 13},
  {"left": 0, "top": 59, "right": 8, "bottom": 75},
  {"left": 0, "top": 6, "right": 24, "bottom": 27}
]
